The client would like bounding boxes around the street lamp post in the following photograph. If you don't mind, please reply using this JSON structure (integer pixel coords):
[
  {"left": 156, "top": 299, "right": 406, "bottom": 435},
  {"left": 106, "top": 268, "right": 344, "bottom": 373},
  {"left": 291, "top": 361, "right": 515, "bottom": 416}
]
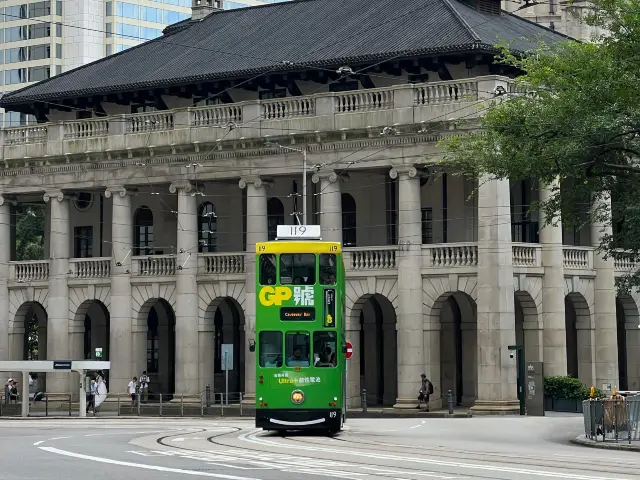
[{"left": 266, "top": 142, "right": 308, "bottom": 224}]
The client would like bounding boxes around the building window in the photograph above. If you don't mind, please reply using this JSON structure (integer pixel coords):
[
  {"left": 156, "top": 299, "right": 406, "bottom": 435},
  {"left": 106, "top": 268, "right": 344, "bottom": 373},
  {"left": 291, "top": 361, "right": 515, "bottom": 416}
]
[
  {"left": 28, "top": 66, "right": 50, "bottom": 82},
  {"left": 28, "top": 44, "right": 50, "bottom": 61},
  {"left": 105, "top": 23, "right": 112, "bottom": 38},
  {"left": 131, "top": 102, "right": 156, "bottom": 114},
  {"left": 55, "top": 22, "right": 61, "bottom": 36},
  {"left": 198, "top": 202, "right": 217, "bottom": 253},
  {"left": 341, "top": 193, "right": 357, "bottom": 247},
  {"left": 259, "top": 89, "right": 286, "bottom": 100},
  {"left": 140, "top": 26, "right": 161, "bottom": 40},
  {"left": 74, "top": 226, "right": 93, "bottom": 258},
  {"left": 56, "top": 0, "right": 62, "bottom": 15},
  {"left": 5, "top": 68, "right": 27, "bottom": 85},
  {"left": 29, "top": 1, "right": 51, "bottom": 18},
  {"left": 5, "top": 47, "right": 27, "bottom": 63},
  {"left": 134, "top": 206, "right": 154, "bottom": 256},
  {"left": 141, "top": 6, "right": 162, "bottom": 22},
  {"left": 55, "top": 43, "right": 61, "bottom": 58},
  {"left": 117, "top": 2, "right": 139, "bottom": 19},
  {"left": 5, "top": 26, "right": 28, "bottom": 42},
  {"left": 28, "top": 22, "right": 51, "bottom": 39},
  {"left": 5, "top": 5, "right": 27, "bottom": 21},
  {"left": 55, "top": 65, "right": 61, "bottom": 75},
  {"left": 106, "top": 44, "right": 112, "bottom": 56},
  {"left": 421, "top": 208, "right": 433, "bottom": 244},
  {"left": 329, "top": 81, "right": 359, "bottom": 93},
  {"left": 105, "top": 1, "right": 112, "bottom": 16},
  {"left": 267, "top": 198, "right": 284, "bottom": 241},
  {"left": 117, "top": 22, "right": 139, "bottom": 39}
]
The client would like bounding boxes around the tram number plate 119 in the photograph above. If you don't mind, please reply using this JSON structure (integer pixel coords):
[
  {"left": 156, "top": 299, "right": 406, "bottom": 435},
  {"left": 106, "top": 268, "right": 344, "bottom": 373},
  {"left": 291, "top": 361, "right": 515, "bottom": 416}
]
[{"left": 329, "top": 411, "right": 337, "bottom": 418}]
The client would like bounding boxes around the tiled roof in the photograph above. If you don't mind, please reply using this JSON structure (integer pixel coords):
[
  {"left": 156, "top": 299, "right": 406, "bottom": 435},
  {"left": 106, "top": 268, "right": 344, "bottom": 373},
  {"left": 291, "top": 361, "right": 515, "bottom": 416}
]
[{"left": 0, "top": 0, "right": 569, "bottom": 107}]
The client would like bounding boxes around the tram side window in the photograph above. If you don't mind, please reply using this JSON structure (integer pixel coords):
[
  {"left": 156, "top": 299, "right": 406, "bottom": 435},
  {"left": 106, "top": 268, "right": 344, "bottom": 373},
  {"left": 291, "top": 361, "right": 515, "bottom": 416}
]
[
  {"left": 313, "top": 331, "right": 337, "bottom": 367},
  {"left": 259, "top": 254, "right": 277, "bottom": 285},
  {"left": 280, "top": 253, "right": 315, "bottom": 285},
  {"left": 285, "top": 332, "right": 310, "bottom": 367},
  {"left": 319, "top": 254, "right": 337, "bottom": 285},
  {"left": 259, "top": 331, "right": 283, "bottom": 368}
]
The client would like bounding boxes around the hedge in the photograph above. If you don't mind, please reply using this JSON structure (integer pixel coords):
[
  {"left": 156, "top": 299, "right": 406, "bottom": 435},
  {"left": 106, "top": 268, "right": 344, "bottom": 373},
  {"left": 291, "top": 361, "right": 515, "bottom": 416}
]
[{"left": 543, "top": 375, "right": 603, "bottom": 400}]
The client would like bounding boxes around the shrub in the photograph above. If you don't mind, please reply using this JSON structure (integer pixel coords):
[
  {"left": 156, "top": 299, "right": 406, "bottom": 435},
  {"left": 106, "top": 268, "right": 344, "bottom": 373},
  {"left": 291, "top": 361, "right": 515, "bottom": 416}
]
[{"left": 544, "top": 375, "right": 603, "bottom": 400}]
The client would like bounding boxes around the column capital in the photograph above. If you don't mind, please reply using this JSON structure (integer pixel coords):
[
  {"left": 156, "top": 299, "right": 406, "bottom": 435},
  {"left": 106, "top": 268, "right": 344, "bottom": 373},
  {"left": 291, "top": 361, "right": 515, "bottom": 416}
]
[
  {"left": 105, "top": 186, "right": 136, "bottom": 198},
  {"left": 389, "top": 165, "right": 417, "bottom": 179},
  {"left": 239, "top": 176, "right": 272, "bottom": 189},
  {"left": 169, "top": 180, "right": 203, "bottom": 195},
  {"left": 311, "top": 170, "right": 350, "bottom": 184},
  {"left": 43, "top": 189, "right": 66, "bottom": 203}
]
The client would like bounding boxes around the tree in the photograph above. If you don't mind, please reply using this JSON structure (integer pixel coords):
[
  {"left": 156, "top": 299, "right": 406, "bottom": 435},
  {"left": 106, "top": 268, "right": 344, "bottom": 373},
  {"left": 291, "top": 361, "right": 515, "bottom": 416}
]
[{"left": 440, "top": 0, "right": 640, "bottom": 294}]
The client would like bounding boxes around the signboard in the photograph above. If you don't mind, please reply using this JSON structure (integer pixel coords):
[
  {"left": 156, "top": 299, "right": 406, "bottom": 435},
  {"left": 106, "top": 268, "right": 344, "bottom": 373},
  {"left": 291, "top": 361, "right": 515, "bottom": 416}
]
[
  {"left": 280, "top": 307, "right": 315, "bottom": 321},
  {"left": 276, "top": 225, "right": 321, "bottom": 240},
  {"left": 221, "top": 344, "right": 233, "bottom": 371},
  {"left": 323, "top": 289, "right": 336, "bottom": 328},
  {"left": 345, "top": 342, "right": 353, "bottom": 359},
  {"left": 95, "top": 348, "right": 103, "bottom": 359},
  {"left": 525, "top": 361, "right": 544, "bottom": 416},
  {"left": 53, "top": 361, "right": 72, "bottom": 370},
  {"left": 258, "top": 286, "right": 315, "bottom": 307}
]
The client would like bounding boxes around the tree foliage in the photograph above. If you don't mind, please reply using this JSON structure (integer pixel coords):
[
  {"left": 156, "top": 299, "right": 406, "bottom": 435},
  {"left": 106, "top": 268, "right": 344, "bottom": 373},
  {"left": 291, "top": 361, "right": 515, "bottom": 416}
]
[{"left": 441, "top": 0, "right": 640, "bottom": 294}]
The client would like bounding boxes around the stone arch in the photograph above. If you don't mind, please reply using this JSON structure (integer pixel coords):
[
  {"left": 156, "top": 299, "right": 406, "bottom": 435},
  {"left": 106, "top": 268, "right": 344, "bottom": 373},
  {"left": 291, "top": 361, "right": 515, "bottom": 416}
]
[
  {"left": 9, "top": 300, "right": 48, "bottom": 392},
  {"left": 348, "top": 292, "right": 397, "bottom": 407},
  {"left": 616, "top": 295, "right": 639, "bottom": 390},
  {"left": 72, "top": 299, "right": 110, "bottom": 360},
  {"left": 202, "top": 296, "right": 246, "bottom": 400},
  {"left": 345, "top": 278, "right": 398, "bottom": 328},
  {"left": 135, "top": 297, "right": 176, "bottom": 399},
  {"left": 514, "top": 289, "right": 542, "bottom": 363},
  {"left": 429, "top": 291, "right": 477, "bottom": 407},
  {"left": 565, "top": 291, "right": 593, "bottom": 386}
]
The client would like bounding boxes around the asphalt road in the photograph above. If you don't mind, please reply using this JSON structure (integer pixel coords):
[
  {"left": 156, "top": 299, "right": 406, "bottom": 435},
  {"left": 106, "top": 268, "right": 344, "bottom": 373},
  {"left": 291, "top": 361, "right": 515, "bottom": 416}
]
[{"left": 1, "top": 414, "right": 639, "bottom": 480}]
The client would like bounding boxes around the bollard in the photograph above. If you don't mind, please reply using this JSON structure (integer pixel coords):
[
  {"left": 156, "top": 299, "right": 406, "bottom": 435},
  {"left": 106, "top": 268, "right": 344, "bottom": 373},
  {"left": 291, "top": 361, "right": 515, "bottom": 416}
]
[
  {"left": 206, "top": 384, "right": 211, "bottom": 408},
  {"left": 240, "top": 392, "right": 243, "bottom": 417},
  {"left": 447, "top": 390, "right": 454, "bottom": 415},
  {"left": 136, "top": 386, "right": 141, "bottom": 416},
  {"left": 159, "top": 394, "right": 163, "bottom": 416},
  {"left": 361, "top": 389, "right": 367, "bottom": 413},
  {"left": 117, "top": 394, "right": 120, "bottom": 417},
  {"left": 220, "top": 393, "right": 224, "bottom": 417},
  {"left": 68, "top": 394, "right": 72, "bottom": 417},
  {"left": 45, "top": 394, "right": 49, "bottom": 417},
  {"left": 181, "top": 394, "right": 184, "bottom": 417}
]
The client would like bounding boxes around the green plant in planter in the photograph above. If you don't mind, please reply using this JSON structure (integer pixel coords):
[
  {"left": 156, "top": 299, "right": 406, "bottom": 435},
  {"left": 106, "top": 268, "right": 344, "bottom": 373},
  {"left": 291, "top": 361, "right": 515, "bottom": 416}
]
[{"left": 544, "top": 376, "right": 603, "bottom": 400}]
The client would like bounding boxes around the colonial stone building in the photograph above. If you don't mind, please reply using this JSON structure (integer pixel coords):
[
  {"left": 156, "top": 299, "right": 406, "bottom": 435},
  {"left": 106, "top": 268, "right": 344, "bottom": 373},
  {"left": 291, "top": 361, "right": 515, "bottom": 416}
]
[{"left": 0, "top": 0, "right": 633, "bottom": 412}]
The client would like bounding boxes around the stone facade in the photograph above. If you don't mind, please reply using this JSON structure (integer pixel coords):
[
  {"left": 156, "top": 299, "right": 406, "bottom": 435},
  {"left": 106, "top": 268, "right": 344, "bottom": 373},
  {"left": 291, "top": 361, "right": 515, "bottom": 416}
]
[{"left": 0, "top": 73, "right": 637, "bottom": 413}]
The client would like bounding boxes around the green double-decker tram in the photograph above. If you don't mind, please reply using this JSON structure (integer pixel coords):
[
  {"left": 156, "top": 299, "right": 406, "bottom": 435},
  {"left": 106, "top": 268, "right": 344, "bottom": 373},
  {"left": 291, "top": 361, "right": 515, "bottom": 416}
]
[{"left": 254, "top": 225, "right": 346, "bottom": 434}]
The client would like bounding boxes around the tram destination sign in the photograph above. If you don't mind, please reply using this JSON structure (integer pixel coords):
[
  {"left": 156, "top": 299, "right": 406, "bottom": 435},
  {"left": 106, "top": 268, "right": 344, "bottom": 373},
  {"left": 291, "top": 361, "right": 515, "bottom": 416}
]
[
  {"left": 280, "top": 307, "right": 316, "bottom": 321},
  {"left": 276, "top": 225, "right": 321, "bottom": 240}
]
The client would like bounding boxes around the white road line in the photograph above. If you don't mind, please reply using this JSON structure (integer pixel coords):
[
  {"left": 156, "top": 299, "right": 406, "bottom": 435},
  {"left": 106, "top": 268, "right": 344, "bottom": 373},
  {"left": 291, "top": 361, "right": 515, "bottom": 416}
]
[
  {"left": 48, "top": 436, "right": 71, "bottom": 441},
  {"left": 39, "top": 447, "right": 262, "bottom": 479},
  {"left": 239, "top": 430, "right": 633, "bottom": 480},
  {"left": 33, "top": 441, "right": 45, "bottom": 446}
]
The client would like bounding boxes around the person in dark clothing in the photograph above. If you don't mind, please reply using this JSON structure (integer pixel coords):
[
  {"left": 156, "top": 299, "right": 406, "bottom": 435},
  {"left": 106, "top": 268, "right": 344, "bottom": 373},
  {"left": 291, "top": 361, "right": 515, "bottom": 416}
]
[{"left": 417, "top": 373, "right": 434, "bottom": 411}]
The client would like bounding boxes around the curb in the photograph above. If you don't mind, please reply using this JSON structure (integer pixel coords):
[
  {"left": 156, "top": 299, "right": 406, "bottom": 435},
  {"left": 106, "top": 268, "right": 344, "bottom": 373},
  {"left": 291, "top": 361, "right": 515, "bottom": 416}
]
[{"left": 570, "top": 435, "right": 640, "bottom": 452}]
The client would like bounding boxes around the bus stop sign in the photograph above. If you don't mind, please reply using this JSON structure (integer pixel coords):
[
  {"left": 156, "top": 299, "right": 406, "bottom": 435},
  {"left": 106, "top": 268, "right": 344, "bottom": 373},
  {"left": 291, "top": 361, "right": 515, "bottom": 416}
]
[{"left": 345, "top": 342, "right": 353, "bottom": 359}]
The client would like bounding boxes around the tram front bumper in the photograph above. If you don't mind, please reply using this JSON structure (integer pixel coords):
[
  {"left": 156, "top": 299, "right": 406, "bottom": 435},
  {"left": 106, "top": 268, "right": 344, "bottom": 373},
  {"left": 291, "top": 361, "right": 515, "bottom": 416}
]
[{"left": 256, "top": 408, "right": 342, "bottom": 430}]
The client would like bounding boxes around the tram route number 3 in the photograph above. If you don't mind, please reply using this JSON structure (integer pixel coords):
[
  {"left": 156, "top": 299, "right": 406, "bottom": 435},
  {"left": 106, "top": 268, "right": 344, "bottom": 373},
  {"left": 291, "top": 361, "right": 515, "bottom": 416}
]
[{"left": 329, "top": 411, "right": 337, "bottom": 418}]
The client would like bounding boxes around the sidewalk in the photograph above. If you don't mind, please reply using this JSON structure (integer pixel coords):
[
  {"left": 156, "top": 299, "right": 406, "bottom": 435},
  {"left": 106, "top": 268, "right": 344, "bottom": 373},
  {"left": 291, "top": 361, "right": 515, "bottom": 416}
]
[{"left": 571, "top": 434, "right": 640, "bottom": 451}]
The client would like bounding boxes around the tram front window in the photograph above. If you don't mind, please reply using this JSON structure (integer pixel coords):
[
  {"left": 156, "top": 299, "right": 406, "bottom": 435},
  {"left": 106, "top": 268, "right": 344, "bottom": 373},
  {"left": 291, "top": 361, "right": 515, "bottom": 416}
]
[
  {"left": 314, "top": 331, "right": 337, "bottom": 367},
  {"left": 259, "top": 331, "right": 283, "bottom": 367},
  {"left": 280, "top": 254, "right": 315, "bottom": 285},
  {"left": 285, "top": 332, "right": 310, "bottom": 367},
  {"left": 319, "top": 254, "right": 337, "bottom": 285},
  {"left": 259, "top": 254, "right": 277, "bottom": 285}
]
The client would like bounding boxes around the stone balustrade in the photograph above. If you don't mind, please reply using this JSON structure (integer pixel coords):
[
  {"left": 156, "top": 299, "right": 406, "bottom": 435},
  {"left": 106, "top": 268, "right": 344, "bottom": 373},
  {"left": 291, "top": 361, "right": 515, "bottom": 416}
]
[
  {"left": 69, "top": 257, "right": 111, "bottom": 279},
  {"left": 345, "top": 246, "right": 398, "bottom": 270},
  {"left": 200, "top": 253, "right": 246, "bottom": 275},
  {"left": 133, "top": 255, "right": 177, "bottom": 277},
  {"left": 424, "top": 243, "right": 478, "bottom": 268},
  {"left": 563, "top": 247, "right": 594, "bottom": 270},
  {"left": 0, "top": 76, "right": 513, "bottom": 162},
  {"left": 9, "top": 260, "right": 50, "bottom": 282},
  {"left": 512, "top": 244, "right": 542, "bottom": 267}
]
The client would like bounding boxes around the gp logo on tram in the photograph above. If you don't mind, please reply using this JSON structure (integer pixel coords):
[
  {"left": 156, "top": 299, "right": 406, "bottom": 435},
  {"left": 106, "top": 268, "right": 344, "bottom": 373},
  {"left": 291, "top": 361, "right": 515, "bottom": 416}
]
[{"left": 258, "top": 286, "right": 293, "bottom": 306}]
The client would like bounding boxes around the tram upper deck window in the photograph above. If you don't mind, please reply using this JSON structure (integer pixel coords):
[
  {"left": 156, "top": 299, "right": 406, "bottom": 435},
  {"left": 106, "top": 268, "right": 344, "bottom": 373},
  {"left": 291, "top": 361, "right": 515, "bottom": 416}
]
[
  {"left": 319, "top": 254, "right": 337, "bottom": 285},
  {"left": 280, "top": 254, "right": 315, "bottom": 285},
  {"left": 259, "top": 331, "right": 283, "bottom": 367},
  {"left": 286, "top": 332, "right": 310, "bottom": 367},
  {"left": 259, "top": 254, "right": 277, "bottom": 285}
]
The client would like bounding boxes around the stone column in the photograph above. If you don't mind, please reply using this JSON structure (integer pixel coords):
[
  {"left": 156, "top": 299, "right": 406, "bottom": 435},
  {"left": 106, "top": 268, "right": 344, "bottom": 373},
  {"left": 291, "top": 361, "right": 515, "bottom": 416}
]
[
  {"left": 539, "top": 181, "right": 567, "bottom": 376},
  {"left": 239, "top": 176, "right": 269, "bottom": 401},
  {"left": 591, "top": 193, "right": 619, "bottom": 390},
  {"left": 0, "top": 195, "right": 10, "bottom": 361},
  {"left": 105, "top": 186, "right": 134, "bottom": 393},
  {"left": 43, "top": 189, "right": 70, "bottom": 393},
  {"left": 311, "top": 170, "right": 342, "bottom": 242},
  {"left": 389, "top": 165, "right": 423, "bottom": 408},
  {"left": 170, "top": 181, "right": 200, "bottom": 396},
  {"left": 471, "top": 176, "right": 519, "bottom": 414}
]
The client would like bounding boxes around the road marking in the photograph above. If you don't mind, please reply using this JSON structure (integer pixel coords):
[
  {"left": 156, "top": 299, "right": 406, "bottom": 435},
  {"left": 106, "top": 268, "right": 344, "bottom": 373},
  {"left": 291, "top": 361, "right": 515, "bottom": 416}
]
[
  {"left": 239, "top": 430, "right": 633, "bottom": 480},
  {"left": 48, "top": 436, "right": 71, "bottom": 441},
  {"left": 39, "top": 447, "right": 262, "bottom": 479},
  {"left": 33, "top": 441, "right": 44, "bottom": 446}
]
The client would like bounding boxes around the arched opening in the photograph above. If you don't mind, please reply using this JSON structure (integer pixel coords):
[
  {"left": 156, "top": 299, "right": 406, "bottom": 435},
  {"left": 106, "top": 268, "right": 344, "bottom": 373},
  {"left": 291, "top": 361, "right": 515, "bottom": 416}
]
[
  {"left": 134, "top": 206, "right": 154, "bottom": 256},
  {"left": 514, "top": 291, "right": 541, "bottom": 363},
  {"left": 144, "top": 299, "right": 176, "bottom": 399},
  {"left": 267, "top": 198, "right": 284, "bottom": 241},
  {"left": 565, "top": 293, "right": 593, "bottom": 384},
  {"left": 341, "top": 193, "right": 357, "bottom": 247},
  {"left": 352, "top": 294, "right": 397, "bottom": 406},
  {"left": 616, "top": 296, "right": 639, "bottom": 390},
  {"left": 72, "top": 300, "right": 110, "bottom": 387},
  {"left": 435, "top": 292, "right": 477, "bottom": 406},
  {"left": 198, "top": 202, "right": 217, "bottom": 253},
  {"left": 205, "top": 297, "right": 246, "bottom": 400},
  {"left": 14, "top": 302, "right": 48, "bottom": 392}
]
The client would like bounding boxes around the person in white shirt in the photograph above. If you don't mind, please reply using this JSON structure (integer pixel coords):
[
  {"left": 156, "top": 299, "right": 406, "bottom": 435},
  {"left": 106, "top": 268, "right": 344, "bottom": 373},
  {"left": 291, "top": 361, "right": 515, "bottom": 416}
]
[{"left": 127, "top": 377, "right": 138, "bottom": 409}]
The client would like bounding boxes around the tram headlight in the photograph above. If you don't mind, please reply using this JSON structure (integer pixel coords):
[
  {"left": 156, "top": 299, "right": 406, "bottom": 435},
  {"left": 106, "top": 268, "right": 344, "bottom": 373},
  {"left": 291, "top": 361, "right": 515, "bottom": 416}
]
[{"left": 291, "top": 389, "right": 305, "bottom": 405}]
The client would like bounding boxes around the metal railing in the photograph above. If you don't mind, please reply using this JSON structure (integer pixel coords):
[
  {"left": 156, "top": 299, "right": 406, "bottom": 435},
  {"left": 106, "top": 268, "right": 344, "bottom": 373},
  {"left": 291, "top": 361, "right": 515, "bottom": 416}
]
[
  {"left": 582, "top": 396, "right": 640, "bottom": 443},
  {"left": 0, "top": 393, "right": 73, "bottom": 417}
]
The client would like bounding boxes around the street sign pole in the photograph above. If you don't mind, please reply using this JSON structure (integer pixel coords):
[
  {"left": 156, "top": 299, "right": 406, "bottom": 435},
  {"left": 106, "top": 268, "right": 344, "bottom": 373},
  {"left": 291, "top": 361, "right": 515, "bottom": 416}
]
[{"left": 224, "top": 352, "right": 229, "bottom": 405}]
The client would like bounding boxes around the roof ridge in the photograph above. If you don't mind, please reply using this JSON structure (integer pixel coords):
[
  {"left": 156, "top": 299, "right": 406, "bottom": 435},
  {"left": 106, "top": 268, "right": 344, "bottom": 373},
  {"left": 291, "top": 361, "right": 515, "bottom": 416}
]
[{"left": 442, "top": 0, "right": 482, "bottom": 43}]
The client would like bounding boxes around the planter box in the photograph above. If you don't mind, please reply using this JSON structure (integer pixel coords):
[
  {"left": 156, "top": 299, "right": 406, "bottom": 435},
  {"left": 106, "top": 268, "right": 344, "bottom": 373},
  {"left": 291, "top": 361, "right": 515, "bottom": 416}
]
[{"left": 544, "top": 396, "right": 582, "bottom": 413}]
